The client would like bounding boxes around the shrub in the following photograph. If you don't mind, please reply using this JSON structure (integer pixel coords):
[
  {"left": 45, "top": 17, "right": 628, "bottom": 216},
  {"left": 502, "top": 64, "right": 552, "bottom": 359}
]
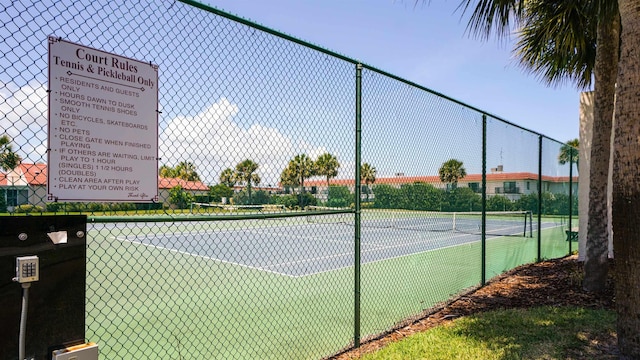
[
  {"left": 15, "top": 204, "right": 44, "bottom": 213},
  {"left": 441, "top": 187, "right": 482, "bottom": 212},
  {"left": 487, "top": 195, "right": 514, "bottom": 211},
  {"left": 326, "top": 186, "right": 353, "bottom": 208},
  {"left": 208, "top": 184, "right": 234, "bottom": 203}
]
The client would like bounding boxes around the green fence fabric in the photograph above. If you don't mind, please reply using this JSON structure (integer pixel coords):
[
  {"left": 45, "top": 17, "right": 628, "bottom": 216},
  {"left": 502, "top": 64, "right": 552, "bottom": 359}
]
[{"left": 1, "top": 0, "right": 578, "bottom": 358}]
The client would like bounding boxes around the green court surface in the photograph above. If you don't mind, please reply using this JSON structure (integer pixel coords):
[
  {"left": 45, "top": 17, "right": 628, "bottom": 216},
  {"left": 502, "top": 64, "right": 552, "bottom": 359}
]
[{"left": 85, "top": 216, "right": 576, "bottom": 359}]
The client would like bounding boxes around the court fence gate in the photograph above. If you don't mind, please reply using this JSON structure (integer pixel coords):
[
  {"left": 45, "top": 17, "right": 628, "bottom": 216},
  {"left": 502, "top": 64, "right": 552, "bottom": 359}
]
[{"left": 1, "top": 0, "right": 578, "bottom": 358}]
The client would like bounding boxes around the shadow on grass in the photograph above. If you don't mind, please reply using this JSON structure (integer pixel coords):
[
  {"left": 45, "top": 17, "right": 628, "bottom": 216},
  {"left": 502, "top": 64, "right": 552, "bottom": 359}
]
[{"left": 363, "top": 306, "right": 616, "bottom": 360}]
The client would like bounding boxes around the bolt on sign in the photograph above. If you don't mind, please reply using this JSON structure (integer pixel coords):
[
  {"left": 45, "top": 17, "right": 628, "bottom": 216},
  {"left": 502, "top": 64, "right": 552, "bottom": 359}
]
[{"left": 47, "top": 37, "right": 159, "bottom": 202}]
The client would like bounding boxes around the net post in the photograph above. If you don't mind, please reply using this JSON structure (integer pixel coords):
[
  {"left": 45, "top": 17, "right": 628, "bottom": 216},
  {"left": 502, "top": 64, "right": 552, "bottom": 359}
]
[
  {"left": 353, "top": 62, "right": 362, "bottom": 349},
  {"left": 452, "top": 212, "right": 457, "bottom": 232},
  {"left": 529, "top": 211, "right": 533, "bottom": 238}
]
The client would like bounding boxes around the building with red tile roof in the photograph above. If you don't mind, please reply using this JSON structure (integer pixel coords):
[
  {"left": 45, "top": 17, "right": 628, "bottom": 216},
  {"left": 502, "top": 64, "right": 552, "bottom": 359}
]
[
  {"left": 1, "top": 163, "right": 209, "bottom": 210},
  {"left": 303, "top": 171, "right": 578, "bottom": 202}
]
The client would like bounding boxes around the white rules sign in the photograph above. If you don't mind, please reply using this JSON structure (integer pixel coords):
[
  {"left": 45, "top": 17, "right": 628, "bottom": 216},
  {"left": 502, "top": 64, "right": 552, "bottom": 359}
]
[{"left": 47, "top": 37, "right": 159, "bottom": 202}]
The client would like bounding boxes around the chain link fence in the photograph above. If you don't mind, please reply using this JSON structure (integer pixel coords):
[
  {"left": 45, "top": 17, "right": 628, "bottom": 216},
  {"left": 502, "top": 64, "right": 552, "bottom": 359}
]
[{"left": 1, "top": 0, "right": 578, "bottom": 358}]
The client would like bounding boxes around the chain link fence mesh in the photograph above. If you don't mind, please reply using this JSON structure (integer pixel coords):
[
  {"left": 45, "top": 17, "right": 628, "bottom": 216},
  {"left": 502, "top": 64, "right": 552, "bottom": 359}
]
[{"left": 1, "top": 0, "right": 578, "bottom": 358}]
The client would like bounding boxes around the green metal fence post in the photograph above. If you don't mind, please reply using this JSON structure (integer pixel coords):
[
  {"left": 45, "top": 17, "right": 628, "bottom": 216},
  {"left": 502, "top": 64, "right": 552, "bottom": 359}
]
[
  {"left": 354, "top": 63, "right": 363, "bottom": 348},
  {"left": 568, "top": 148, "right": 574, "bottom": 255},
  {"left": 481, "top": 114, "right": 487, "bottom": 285},
  {"left": 537, "top": 135, "right": 543, "bottom": 262}
]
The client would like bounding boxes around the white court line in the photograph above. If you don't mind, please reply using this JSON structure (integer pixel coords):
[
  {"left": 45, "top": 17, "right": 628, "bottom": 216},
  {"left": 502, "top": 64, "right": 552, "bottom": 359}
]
[
  {"left": 250, "top": 226, "right": 355, "bottom": 244},
  {"left": 278, "top": 223, "right": 565, "bottom": 278},
  {"left": 111, "top": 222, "right": 564, "bottom": 279},
  {"left": 113, "top": 236, "right": 298, "bottom": 278},
  {"left": 267, "top": 230, "right": 482, "bottom": 276}
]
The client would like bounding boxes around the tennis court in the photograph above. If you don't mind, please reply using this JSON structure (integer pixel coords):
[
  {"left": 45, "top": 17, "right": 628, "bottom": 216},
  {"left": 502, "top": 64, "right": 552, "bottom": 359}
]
[{"left": 112, "top": 210, "right": 559, "bottom": 277}]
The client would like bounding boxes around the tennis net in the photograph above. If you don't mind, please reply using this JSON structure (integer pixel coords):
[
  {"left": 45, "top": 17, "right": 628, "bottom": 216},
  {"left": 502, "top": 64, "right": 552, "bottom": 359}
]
[
  {"left": 306, "top": 208, "right": 534, "bottom": 237},
  {"left": 190, "top": 203, "right": 286, "bottom": 213}
]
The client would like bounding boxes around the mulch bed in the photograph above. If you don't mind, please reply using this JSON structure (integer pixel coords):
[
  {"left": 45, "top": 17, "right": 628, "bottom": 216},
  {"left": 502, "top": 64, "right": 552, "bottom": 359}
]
[{"left": 331, "top": 255, "right": 616, "bottom": 359}]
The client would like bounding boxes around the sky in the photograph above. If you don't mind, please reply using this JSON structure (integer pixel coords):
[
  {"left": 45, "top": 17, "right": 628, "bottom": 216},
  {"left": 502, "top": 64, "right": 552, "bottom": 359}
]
[
  {"left": 201, "top": 0, "right": 582, "bottom": 143},
  {"left": 0, "top": 0, "right": 579, "bottom": 187}
]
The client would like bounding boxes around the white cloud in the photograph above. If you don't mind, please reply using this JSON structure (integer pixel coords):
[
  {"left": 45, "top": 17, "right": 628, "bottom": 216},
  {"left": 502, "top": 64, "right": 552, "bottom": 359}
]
[
  {"left": 0, "top": 81, "right": 48, "bottom": 162},
  {"left": 1, "top": 83, "right": 330, "bottom": 185},
  {"left": 159, "top": 98, "right": 327, "bottom": 185}
]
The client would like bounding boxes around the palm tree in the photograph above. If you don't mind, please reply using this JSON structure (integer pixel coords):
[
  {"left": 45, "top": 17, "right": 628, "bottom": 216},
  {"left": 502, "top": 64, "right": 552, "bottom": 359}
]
[
  {"left": 612, "top": 1, "right": 640, "bottom": 355},
  {"left": 281, "top": 154, "right": 315, "bottom": 206},
  {"left": 279, "top": 165, "right": 299, "bottom": 189},
  {"left": 438, "top": 159, "right": 467, "bottom": 190},
  {"left": 360, "top": 163, "right": 377, "bottom": 202},
  {"left": 454, "top": 0, "right": 633, "bottom": 352},
  {"left": 234, "top": 159, "right": 260, "bottom": 204},
  {"left": 0, "top": 134, "right": 21, "bottom": 171},
  {"left": 219, "top": 168, "right": 236, "bottom": 187},
  {"left": 454, "top": 0, "right": 618, "bottom": 294},
  {"left": 315, "top": 153, "right": 340, "bottom": 201},
  {"left": 159, "top": 164, "right": 176, "bottom": 178},
  {"left": 160, "top": 162, "right": 201, "bottom": 181},
  {"left": 514, "top": 0, "right": 618, "bottom": 294},
  {"left": 175, "top": 161, "right": 201, "bottom": 181},
  {"left": 558, "top": 138, "right": 579, "bottom": 168}
]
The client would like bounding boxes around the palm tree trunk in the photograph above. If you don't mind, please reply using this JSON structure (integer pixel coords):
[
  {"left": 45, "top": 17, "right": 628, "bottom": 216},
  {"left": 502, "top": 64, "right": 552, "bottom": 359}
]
[
  {"left": 299, "top": 177, "right": 305, "bottom": 207},
  {"left": 326, "top": 176, "right": 330, "bottom": 202},
  {"left": 583, "top": 11, "right": 619, "bottom": 293},
  {"left": 613, "top": 1, "right": 640, "bottom": 356}
]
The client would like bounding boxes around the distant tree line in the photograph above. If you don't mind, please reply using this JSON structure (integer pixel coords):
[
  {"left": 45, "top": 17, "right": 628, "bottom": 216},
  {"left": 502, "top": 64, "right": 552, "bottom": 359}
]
[{"left": 372, "top": 182, "right": 577, "bottom": 215}]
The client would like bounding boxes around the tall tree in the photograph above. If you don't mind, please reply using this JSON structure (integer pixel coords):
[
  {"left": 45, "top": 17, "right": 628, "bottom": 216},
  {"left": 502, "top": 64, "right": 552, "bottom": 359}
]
[
  {"left": 0, "top": 134, "right": 21, "bottom": 171},
  {"left": 360, "top": 163, "right": 377, "bottom": 202},
  {"left": 159, "top": 164, "right": 176, "bottom": 178},
  {"left": 279, "top": 164, "right": 299, "bottom": 189},
  {"left": 517, "top": 0, "right": 618, "bottom": 294},
  {"left": 612, "top": 1, "right": 640, "bottom": 356},
  {"left": 219, "top": 168, "right": 236, "bottom": 187},
  {"left": 455, "top": 0, "right": 618, "bottom": 294},
  {"left": 558, "top": 138, "right": 579, "bottom": 169},
  {"left": 234, "top": 159, "right": 260, "bottom": 204},
  {"left": 455, "top": 0, "right": 632, "bottom": 351},
  {"left": 282, "top": 154, "right": 315, "bottom": 197},
  {"left": 315, "top": 153, "right": 340, "bottom": 201},
  {"left": 175, "top": 161, "right": 201, "bottom": 181},
  {"left": 160, "top": 161, "right": 201, "bottom": 181},
  {"left": 438, "top": 159, "right": 467, "bottom": 189}
]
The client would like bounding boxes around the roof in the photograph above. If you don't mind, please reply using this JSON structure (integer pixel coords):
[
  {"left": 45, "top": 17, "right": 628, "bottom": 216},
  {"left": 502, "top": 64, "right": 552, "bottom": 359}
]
[
  {"left": 303, "top": 172, "right": 578, "bottom": 187},
  {"left": 0, "top": 163, "right": 47, "bottom": 186},
  {"left": 158, "top": 177, "right": 209, "bottom": 191},
  {"left": 0, "top": 163, "right": 209, "bottom": 191}
]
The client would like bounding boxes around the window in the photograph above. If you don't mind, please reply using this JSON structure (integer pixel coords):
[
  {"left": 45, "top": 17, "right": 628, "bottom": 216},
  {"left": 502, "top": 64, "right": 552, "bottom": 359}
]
[
  {"left": 526, "top": 182, "right": 530, "bottom": 190},
  {"left": 6, "top": 188, "right": 28, "bottom": 206},
  {"left": 503, "top": 181, "right": 517, "bottom": 194},
  {"left": 468, "top": 182, "right": 480, "bottom": 193}
]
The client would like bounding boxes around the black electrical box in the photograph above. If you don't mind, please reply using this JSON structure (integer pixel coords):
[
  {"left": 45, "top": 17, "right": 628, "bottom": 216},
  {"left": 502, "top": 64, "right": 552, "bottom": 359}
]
[{"left": 0, "top": 215, "right": 87, "bottom": 360}]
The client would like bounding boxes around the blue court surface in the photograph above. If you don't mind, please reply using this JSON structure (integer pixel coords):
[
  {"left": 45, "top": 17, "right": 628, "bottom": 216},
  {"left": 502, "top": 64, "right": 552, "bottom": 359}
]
[{"left": 110, "top": 214, "right": 561, "bottom": 277}]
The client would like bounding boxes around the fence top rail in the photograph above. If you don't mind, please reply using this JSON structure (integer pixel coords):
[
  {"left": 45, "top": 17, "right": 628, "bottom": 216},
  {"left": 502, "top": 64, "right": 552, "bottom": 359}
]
[
  {"left": 178, "top": 0, "right": 566, "bottom": 144},
  {"left": 87, "top": 209, "right": 354, "bottom": 223}
]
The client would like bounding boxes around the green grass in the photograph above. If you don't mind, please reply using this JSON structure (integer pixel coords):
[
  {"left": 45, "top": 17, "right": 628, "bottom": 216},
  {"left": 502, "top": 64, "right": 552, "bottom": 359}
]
[
  {"left": 84, "top": 215, "right": 576, "bottom": 359},
  {"left": 361, "top": 306, "right": 615, "bottom": 360}
]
